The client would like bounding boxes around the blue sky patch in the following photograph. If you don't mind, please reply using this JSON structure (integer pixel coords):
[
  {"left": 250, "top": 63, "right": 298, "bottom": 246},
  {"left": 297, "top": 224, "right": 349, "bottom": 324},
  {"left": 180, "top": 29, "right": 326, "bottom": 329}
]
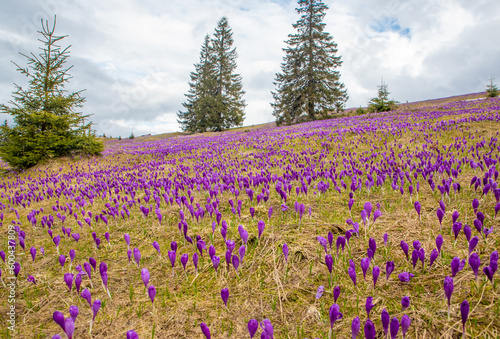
[{"left": 371, "top": 17, "right": 411, "bottom": 38}]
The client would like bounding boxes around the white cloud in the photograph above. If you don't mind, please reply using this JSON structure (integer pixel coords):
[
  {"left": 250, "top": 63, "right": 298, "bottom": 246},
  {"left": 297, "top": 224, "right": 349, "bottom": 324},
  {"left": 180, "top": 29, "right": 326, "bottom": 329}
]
[{"left": 0, "top": 0, "right": 499, "bottom": 137}]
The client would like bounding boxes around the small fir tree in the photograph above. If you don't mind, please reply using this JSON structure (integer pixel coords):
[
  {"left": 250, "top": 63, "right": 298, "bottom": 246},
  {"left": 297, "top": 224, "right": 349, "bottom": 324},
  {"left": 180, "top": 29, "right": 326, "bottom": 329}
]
[
  {"left": 0, "top": 18, "right": 102, "bottom": 169},
  {"left": 272, "top": 0, "right": 348, "bottom": 126},
  {"left": 367, "top": 79, "right": 398, "bottom": 113},
  {"left": 486, "top": 76, "right": 499, "bottom": 98}
]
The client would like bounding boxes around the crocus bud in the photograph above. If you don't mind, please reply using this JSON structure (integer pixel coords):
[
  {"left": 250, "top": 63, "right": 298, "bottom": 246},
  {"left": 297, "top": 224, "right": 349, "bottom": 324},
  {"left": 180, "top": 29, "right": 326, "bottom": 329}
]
[
  {"left": 333, "top": 285, "right": 340, "bottom": 302},
  {"left": 401, "top": 296, "right": 410, "bottom": 311},
  {"left": 141, "top": 268, "right": 150, "bottom": 288},
  {"left": 248, "top": 319, "right": 258, "bottom": 338},
  {"left": 372, "top": 266, "right": 380, "bottom": 287},
  {"left": 390, "top": 317, "right": 399, "bottom": 339},
  {"left": 386, "top": 261, "right": 395, "bottom": 281},
  {"left": 221, "top": 288, "right": 229, "bottom": 308},
  {"left": 365, "top": 297, "right": 374, "bottom": 318},
  {"left": 364, "top": 319, "right": 376, "bottom": 339},
  {"left": 329, "top": 304, "right": 343, "bottom": 329},
  {"left": 460, "top": 299, "right": 469, "bottom": 335},
  {"left": 351, "top": 316, "right": 360, "bottom": 339},
  {"left": 401, "top": 314, "right": 411, "bottom": 339},
  {"left": 400, "top": 241, "right": 409, "bottom": 260},
  {"left": 381, "top": 308, "right": 390, "bottom": 339},
  {"left": 148, "top": 285, "right": 156, "bottom": 305}
]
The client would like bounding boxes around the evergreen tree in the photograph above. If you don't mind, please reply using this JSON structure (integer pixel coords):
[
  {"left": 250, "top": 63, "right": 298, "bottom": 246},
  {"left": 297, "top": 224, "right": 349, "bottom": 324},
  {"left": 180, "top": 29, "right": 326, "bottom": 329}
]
[
  {"left": 367, "top": 79, "right": 398, "bottom": 113},
  {"left": 486, "top": 76, "right": 499, "bottom": 98},
  {"left": 210, "top": 17, "right": 246, "bottom": 131},
  {"left": 178, "top": 35, "right": 218, "bottom": 133},
  {"left": 178, "top": 17, "right": 245, "bottom": 133},
  {"left": 0, "top": 18, "right": 102, "bottom": 169},
  {"left": 272, "top": 0, "right": 348, "bottom": 126}
]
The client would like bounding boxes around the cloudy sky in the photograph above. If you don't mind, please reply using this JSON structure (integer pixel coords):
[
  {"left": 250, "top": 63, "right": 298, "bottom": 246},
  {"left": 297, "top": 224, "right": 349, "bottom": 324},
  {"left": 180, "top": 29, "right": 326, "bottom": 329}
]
[{"left": 1, "top": 0, "right": 499, "bottom": 137}]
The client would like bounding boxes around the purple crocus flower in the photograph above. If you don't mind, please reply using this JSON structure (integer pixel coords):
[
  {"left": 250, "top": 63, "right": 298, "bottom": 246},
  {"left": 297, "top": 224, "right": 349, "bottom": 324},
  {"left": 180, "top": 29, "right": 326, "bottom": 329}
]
[
  {"left": 369, "top": 238, "right": 377, "bottom": 257},
  {"left": 126, "top": 330, "right": 139, "bottom": 339},
  {"left": 316, "top": 285, "right": 325, "bottom": 299},
  {"left": 411, "top": 250, "right": 419, "bottom": 270},
  {"left": 451, "top": 257, "right": 466, "bottom": 277},
  {"left": 30, "top": 247, "right": 36, "bottom": 262},
  {"left": 248, "top": 319, "right": 258, "bottom": 338},
  {"left": 381, "top": 309, "right": 390, "bottom": 339},
  {"left": 453, "top": 222, "right": 462, "bottom": 240},
  {"left": 325, "top": 254, "right": 333, "bottom": 275},
  {"left": 64, "top": 273, "right": 73, "bottom": 292},
  {"left": 124, "top": 234, "right": 131, "bottom": 249},
  {"left": 329, "top": 304, "right": 343, "bottom": 329},
  {"left": 372, "top": 266, "right": 380, "bottom": 287},
  {"left": 181, "top": 253, "right": 189, "bottom": 272},
  {"left": 436, "top": 235, "right": 443, "bottom": 254},
  {"left": 401, "top": 296, "right": 410, "bottom": 311},
  {"left": 385, "top": 261, "right": 395, "bottom": 281},
  {"left": 333, "top": 286, "right": 340, "bottom": 302},
  {"left": 461, "top": 299, "right": 469, "bottom": 337},
  {"left": 437, "top": 208, "right": 445, "bottom": 229},
  {"left": 221, "top": 288, "right": 229, "bottom": 308},
  {"left": 53, "top": 311, "right": 65, "bottom": 332},
  {"left": 364, "top": 319, "right": 376, "bottom": 339},
  {"left": 401, "top": 314, "right": 411, "bottom": 339},
  {"left": 212, "top": 255, "right": 220, "bottom": 273},
  {"left": 414, "top": 201, "right": 421, "bottom": 219},
  {"left": 351, "top": 316, "right": 360, "bottom": 339},
  {"left": 239, "top": 245, "right": 246, "bottom": 263},
  {"left": 361, "top": 257, "right": 370, "bottom": 281},
  {"left": 200, "top": 323, "right": 211, "bottom": 339},
  {"left": 383, "top": 233, "right": 388, "bottom": 246},
  {"left": 444, "top": 276, "right": 454, "bottom": 316},
  {"left": 59, "top": 255, "right": 66, "bottom": 268},
  {"left": 283, "top": 243, "right": 289, "bottom": 263},
  {"left": 152, "top": 241, "right": 161, "bottom": 257},
  {"left": 258, "top": 220, "right": 265, "bottom": 239},
  {"left": 348, "top": 267, "right": 357, "bottom": 287},
  {"left": 430, "top": 249, "right": 438, "bottom": 268},
  {"left": 398, "top": 272, "right": 414, "bottom": 282},
  {"left": 133, "top": 248, "right": 141, "bottom": 267},
  {"left": 193, "top": 253, "right": 199, "bottom": 274},
  {"left": 238, "top": 225, "right": 249, "bottom": 246},
  {"left": 390, "top": 317, "right": 399, "bottom": 339},
  {"left": 81, "top": 288, "right": 92, "bottom": 307},
  {"left": 484, "top": 266, "right": 494, "bottom": 283},
  {"left": 490, "top": 251, "right": 498, "bottom": 274},
  {"left": 64, "top": 318, "right": 75, "bottom": 339},
  {"left": 148, "top": 285, "right": 156, "bottom": 306},
  {"left": 92, "top": 299, "right": 101, "bottom": 321},
  {"left": 468, "top": 253, "right": 480, "bottom": 282},
  {"left": 317, "top": 236, "right": 328, "bottom": 254},
  {"left": 400, "top": 241, "right": 409, "bottom": 260},
  {"left": 141, "top": 268, "right": 150, "bottom": 288},
  {"left": 232, "top": 255, "right": 240, "bottom": 274},
  {"left": 261, "top": 319, "right": 274, "bottom": 338},
  {"left": 365, "top": 296, "right": 374, "bottom": 318}
]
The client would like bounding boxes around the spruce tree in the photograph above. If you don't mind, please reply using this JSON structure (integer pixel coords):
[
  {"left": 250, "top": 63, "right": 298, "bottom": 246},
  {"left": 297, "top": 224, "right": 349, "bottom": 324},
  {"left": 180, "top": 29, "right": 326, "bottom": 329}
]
[
  {"left": 0, "top": 18, "right": 102, "bottom": 169},
  {"left": 486, "top": 76, "right": 499, "bottom": 98},
  {"left": 178, "top": 34, "right": 218, "bottom": 133},
  {"left": 272, "top": 0, "right": 348, "bottom": 126},
  {"left": 178, "top": 17, "right": 245, "bottom": 133},
  {"left": 367, "top": 79, "right": 398, "bottom": 113},
  {"left": 210, "top": 17, "right": 246, "bottom": 131}
]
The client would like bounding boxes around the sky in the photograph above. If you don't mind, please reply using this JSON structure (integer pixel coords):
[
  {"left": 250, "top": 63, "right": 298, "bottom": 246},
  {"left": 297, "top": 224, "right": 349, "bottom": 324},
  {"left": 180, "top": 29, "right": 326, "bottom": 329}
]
[{"left": 0, "top": 0, "right": 499, "bottom": 137}]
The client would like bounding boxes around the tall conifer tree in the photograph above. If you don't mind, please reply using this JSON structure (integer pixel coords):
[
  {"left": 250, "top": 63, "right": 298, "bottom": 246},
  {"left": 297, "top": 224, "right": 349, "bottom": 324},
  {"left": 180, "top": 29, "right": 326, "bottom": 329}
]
[
  {"left": 178, "top": 17, "right": 245, "bottom": 133},
  {"left": 0, "top": 18, "right": 102, "bottom": 169},
  {"left": 178, "top": 34, "right": 218, "bottom": 133},
  {"left": 272, "top": 0, "right": 348, "bottom": 126}
]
